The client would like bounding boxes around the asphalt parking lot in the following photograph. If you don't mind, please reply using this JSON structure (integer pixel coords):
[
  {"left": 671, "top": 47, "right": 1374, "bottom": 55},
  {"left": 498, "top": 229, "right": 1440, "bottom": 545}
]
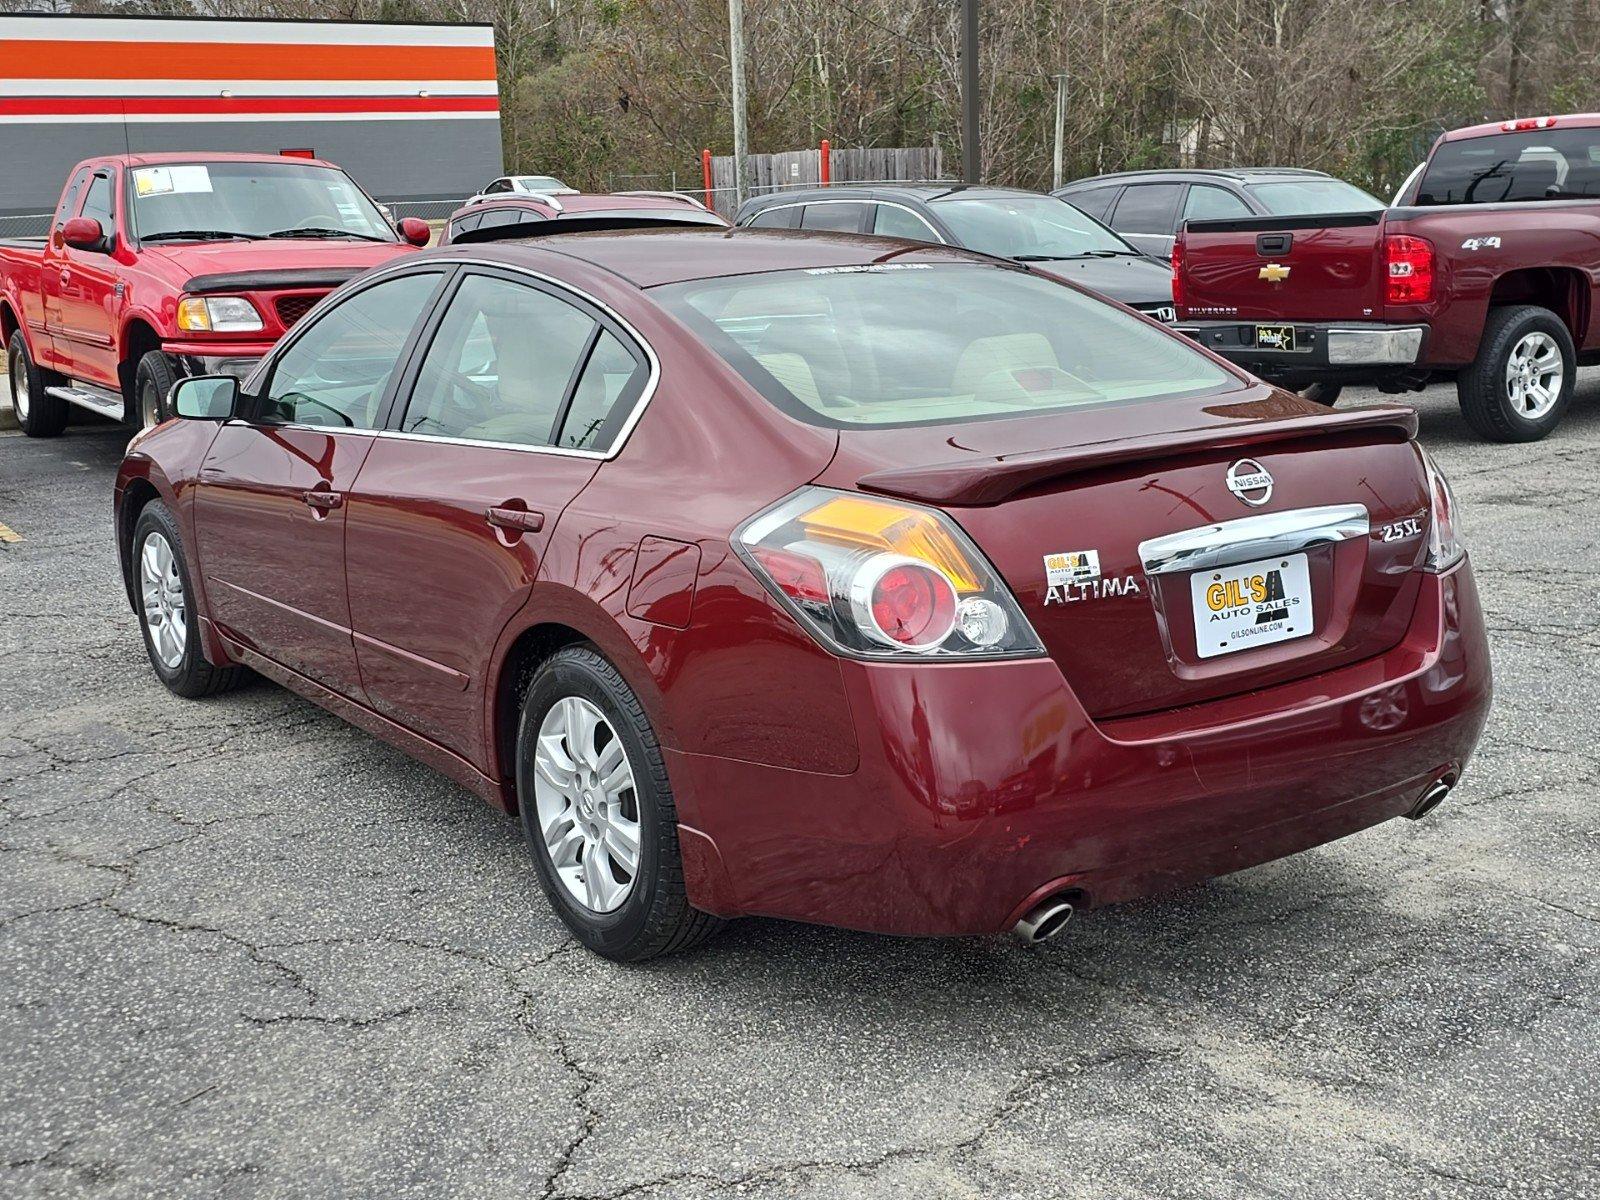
[{"left": 2, "top": 382, "right": 1597, "bottom": 1200}]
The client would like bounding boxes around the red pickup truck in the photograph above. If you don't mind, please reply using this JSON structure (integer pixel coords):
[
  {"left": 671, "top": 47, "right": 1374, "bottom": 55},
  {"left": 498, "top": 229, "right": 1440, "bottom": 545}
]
[
  {"left": 2, "top": 152, "right": 429, "bottom": 438},
  {"left": 1174, "top": 113, "right": 1600, "bottom": 441}
]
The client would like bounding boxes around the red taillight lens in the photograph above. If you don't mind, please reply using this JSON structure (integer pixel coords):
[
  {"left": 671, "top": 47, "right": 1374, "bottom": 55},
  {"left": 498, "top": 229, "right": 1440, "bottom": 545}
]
[
  {"left": 867, "top": 561, "right": 957, "bottom": 649},
  {"left": 1384, "top": 234, "right": 1434, "bottom": 306},
  {"left": 751, "top": 546, "right": 829, "bottom": 603},
  {"left": 1171, "top": 236, "right": 1185, "bottom": 314}
]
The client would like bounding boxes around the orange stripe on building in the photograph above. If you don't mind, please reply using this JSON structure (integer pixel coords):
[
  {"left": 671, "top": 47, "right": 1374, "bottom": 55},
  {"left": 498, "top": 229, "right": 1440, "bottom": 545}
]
[{"left": 0, "top": 40, "right": 498, "bottom": 82}]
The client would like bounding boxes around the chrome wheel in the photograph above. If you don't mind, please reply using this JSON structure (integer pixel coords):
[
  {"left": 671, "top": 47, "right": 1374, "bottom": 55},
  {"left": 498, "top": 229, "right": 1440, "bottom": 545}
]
[
  {"left": 1505, "top": 331, "right": 1563, "bottom": 419},
  {"left": 139, "top": 532, "right": 187, "bottom": 670},
  {"left": 10, "top": 348, "right": 29, "bottom": 422},
  {"left": 532, "top": 696, "right": 641, "bottom": 913},
  {"left": 139, "top": 377, "right": 161, "bottom": 429}
]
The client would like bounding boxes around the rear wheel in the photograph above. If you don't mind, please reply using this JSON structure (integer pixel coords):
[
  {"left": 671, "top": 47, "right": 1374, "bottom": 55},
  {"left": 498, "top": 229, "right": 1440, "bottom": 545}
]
[
  {"left": 7, "top": 330, "right": 68, "bottom": 437},
  {"left": 1457, "top": 305, "right": 1573, "bottom": 442},
  {"left": 134, "top": 349, "right": 180, "bottom": 430},
  {"left": 1299, "top": 382, "right": 1342, "bottom": 406},
  {"left": 516, "top": 645, "right": 723, "bottom": 961}
]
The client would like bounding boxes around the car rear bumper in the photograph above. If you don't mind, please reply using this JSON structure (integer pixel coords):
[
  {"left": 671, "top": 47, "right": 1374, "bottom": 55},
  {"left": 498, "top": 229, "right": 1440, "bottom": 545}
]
[
  {"left": 1176, "top": 320, "right": 1428, "bottom": 384},
  {"left": 669, "top": 562, "right": 1491, "bottom": 936}
]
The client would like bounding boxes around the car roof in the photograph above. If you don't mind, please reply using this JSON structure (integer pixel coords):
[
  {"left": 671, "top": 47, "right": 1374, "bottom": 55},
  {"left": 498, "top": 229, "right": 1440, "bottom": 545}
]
[
  {"left": 743, "top": 184, "right": 1039, "bottom": 208},
  {"left": 467, "top": 227, "right": 1001, "bottom": 288},
  {"left": 456, "top": 193, "right": 714, "bottom": 219},
  {"left": 106, "top": 151, "right": 341, "bottom": 170},
  {"left": 1058, "top": 168, "right": 1332, "bottom": 188},
  {"left": 1441, "top": 112, "right": 1600, "bottom": 142}
]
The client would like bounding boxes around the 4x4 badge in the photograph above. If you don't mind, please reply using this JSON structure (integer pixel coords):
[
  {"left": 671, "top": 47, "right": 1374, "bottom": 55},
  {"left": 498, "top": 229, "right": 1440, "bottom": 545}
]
[{"left": 1226, "top": 459, "right": 1274, "bottom": 506}]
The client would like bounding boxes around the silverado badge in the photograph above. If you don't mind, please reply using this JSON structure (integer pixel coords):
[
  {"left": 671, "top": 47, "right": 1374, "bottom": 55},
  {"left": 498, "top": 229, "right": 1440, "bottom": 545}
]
[{"left": 1258, "top": 263, "right": 1291, "bottom": 283}]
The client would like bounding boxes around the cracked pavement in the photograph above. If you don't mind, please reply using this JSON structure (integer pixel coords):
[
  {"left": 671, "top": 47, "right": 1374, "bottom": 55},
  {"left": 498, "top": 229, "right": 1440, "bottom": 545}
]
[{"left": 2, "top": 381, "right": 1597, "bottom": 1199}]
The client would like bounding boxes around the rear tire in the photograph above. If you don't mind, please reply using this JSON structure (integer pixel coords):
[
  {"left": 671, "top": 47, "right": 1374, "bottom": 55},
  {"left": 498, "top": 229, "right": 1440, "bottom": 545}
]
[
  {"left": 131, "top": 501, "right": 249, "bottom": 698},
  {"left": 134, "top": 349, "right": 180, "bottom": 430},
  {"left": 516, "top": 645, "right": 724, "bottom": 961},
  {"left": 8, "top": 330, "right": 68, "bottom": 437},
  {"left": 1457, "top": 305, "right": 1573, "bottom": 442},
  {"left": 1299, "top": 382, "right": 1342, "bottom": 406}
]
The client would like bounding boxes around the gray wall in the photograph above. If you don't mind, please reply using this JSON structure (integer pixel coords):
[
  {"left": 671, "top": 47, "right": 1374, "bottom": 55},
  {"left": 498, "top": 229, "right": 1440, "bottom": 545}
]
[{"left": 0, "top": 117, "right": 503, "bottom": 218}]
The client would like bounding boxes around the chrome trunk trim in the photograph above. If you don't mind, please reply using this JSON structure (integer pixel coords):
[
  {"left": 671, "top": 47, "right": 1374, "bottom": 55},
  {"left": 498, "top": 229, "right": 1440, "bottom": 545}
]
[{"left": 1139, "top": 503, "right": 1370, "bottom": 576}]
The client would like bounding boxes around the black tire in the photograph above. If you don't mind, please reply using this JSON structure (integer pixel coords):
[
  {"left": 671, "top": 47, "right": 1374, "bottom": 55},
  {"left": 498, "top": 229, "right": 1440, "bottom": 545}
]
[
  {"left": 1457, "top": 305, "right": 1574, "bottom": 442},
  {"left": 130, "top": 501, "right": 248, "bottom": 699},
  {"left": 1299, "top": 382, "right": 1342, "bottom": 406},
  {"left": 7, "top": 329, "right": 68, "bottom": 437},
  {"left": 516, "top": 645, "right": 723, "bottom": 961},
  {"left": 133, "top": 349, "right": 180, "bottom": 430}
]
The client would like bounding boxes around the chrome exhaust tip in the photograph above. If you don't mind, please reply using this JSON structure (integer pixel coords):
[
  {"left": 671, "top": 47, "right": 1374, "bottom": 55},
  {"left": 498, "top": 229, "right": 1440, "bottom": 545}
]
[
  {"left": 1013, "top": 898, "right": 1075, "bottom": 944},
  {"left": 1406, "top": 778, "right": 1453, "bottom": 821}
]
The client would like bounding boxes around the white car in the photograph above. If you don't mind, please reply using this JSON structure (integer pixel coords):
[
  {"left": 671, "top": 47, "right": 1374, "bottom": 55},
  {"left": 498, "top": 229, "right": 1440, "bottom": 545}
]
[{"left": 465, "top": 175, "right": 578, "bottom": 206}]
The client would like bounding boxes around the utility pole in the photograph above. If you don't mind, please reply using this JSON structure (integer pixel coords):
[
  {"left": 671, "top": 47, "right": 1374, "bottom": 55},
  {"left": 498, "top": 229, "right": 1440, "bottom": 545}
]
[
  {"left": 728, "top": 0, "right": 750, "bottom": 206},
  {"left": 961, "top": 0, "right": 979, "bottom": 184},
  {"left": 1052, "top": 71, "right": 1068, "bottom": 191}
]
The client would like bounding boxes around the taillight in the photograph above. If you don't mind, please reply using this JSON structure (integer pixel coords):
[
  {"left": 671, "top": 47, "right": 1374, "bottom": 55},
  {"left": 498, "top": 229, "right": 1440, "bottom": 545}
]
[
  {"left": 1171, "top": 235, "right": 1185, "bottom": 314},
  {"left": 735, "top": 488, "right": 1042, "bottom": 659},
  {"left": 1384, "top": 235, "right": 1434, "bottom": 306},
  {"left": 1420, "top": 448, "right": 1465, "bottom": 571}
]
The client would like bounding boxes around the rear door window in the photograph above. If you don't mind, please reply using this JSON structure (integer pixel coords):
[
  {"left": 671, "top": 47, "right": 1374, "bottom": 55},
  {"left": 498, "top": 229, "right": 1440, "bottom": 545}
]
[
  {"left": 799, "top": 202, "right": 868, "bottom": 233},
  {"left": 1109, "top": 183, "right": 1185, "bottom": 234}
]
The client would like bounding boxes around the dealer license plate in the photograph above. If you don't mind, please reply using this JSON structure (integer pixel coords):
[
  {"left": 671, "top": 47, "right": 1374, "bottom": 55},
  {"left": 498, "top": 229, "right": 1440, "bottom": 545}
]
[
  {"left": 1256, "top": 324, "right": 1300, "bottom": 352},
  {"left": 1190, "top": 553, "right": 1313, "bottom": 659}
]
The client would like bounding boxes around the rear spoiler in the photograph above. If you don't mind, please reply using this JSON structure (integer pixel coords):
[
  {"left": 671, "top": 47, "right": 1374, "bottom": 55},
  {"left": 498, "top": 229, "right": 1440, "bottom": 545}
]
[
  {"left": 857, "top": 404, "right": 1419, "bottom": 507},
  {"left": 1182, "top": 210, "right": 1384, "bottom": 234}
]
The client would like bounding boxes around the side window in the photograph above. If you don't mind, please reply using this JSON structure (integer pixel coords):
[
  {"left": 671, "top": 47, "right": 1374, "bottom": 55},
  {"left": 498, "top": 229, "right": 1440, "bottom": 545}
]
[
  {"left": 1109, "top": 183, "right": 1185, "bottom": 234},
  {"left": 78, "top": 172, "right": 115, "bottom": 236},
  {"left": 799, "top": 202, "right": 867, "bottom": 233},
  {"left": 54, "top": 168, "right": 91, "bottom": 229},
  {"left": 399, "top": 273, "right": 596, "bottom": 448},
  {"left": 450, "top": 213, "right": 483, "bottom": 238},
  {"left": 476, "top": 208, "right": 534, "bottom": 231},
  {"left": 558, "top": 329, "right": 647, "bottom": 452},
  {"left": 1064, "top": 185, "right": 1120, "bottom": 221},
  {"left": 260, "top": 272, "right": 441, "bottom": 430},
  {"left": 1183, "top": 184, "right": 1253, "bottom": 221},
  {"left": 485, "top": 178, "right": 511, "bottom": 194},
  {"left": 872, "top": 204, "right": 939, "bottom": 241},
  {"left": 745, "top": 206, "right": 798, "bottom": 229}
]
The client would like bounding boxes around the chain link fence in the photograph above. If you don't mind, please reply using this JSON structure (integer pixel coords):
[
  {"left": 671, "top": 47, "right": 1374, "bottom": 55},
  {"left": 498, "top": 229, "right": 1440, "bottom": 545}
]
[{"left": 0, "top": 213, "right": 52, "bottom": 240}]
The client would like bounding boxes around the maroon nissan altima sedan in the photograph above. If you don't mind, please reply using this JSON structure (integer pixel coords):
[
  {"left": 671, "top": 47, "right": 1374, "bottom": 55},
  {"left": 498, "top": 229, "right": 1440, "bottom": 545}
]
[{"left": 114, "top": 228, "right": 1492, "bottom": 960}]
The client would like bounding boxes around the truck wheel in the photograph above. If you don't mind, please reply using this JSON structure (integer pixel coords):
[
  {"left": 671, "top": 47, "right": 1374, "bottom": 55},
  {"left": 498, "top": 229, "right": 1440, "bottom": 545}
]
[
  {"left": 1299, "top": 382, "right": 1342, "bottom": 406},
  {"left": 7, "top": 330, "right": 68, "bottom": 438},
  {"left": 134, "top": 350, "right": 180, "bottom": 430},
  {"left": 1457, "top": 305, "right": 1574, "bottom": 442}
]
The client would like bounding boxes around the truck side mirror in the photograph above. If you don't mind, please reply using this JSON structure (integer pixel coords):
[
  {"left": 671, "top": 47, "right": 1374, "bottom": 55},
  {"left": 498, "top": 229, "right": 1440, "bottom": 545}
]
[
  {"left": 171, "top": 375, "right": 239, "bottom": 422},
  {"left": 398, "top": 217, "right": 432, "bottom": 247},
  {"left": 61, "top": 216, "right": 105, "bottom": 251}
]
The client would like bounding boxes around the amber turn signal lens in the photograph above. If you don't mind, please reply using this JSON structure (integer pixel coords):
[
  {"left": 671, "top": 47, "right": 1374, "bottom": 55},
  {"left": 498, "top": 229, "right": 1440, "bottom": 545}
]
[{"left": 797, "top": 494, "right": 983, "bottom": 593}]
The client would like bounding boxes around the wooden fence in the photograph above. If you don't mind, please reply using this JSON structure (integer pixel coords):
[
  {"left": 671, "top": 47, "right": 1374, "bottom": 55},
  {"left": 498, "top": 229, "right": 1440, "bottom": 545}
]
[{"left": 707, "top": 146, "right": 946, "bottom": 217}]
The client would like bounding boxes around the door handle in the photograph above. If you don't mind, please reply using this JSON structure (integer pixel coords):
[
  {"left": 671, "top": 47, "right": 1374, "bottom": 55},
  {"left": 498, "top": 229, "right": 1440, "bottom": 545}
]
[
  {"left": 301, "top": 488, "right": 343, "bottom": 511},
  {"left": 486, "top": 505, "right": 544, "bottom": 533}
]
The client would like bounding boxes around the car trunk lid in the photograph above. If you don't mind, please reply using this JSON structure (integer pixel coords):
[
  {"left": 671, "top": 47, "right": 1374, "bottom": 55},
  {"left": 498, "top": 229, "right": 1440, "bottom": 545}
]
[{"left": 822, "top": 387, "right": 1432, "bottom": 719}]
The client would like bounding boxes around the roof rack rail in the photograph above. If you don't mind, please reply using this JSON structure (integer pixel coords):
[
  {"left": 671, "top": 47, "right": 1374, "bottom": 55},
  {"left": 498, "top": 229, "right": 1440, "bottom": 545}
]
[{"left": 614, "top": 190, "right": 710, "bottom": 210}]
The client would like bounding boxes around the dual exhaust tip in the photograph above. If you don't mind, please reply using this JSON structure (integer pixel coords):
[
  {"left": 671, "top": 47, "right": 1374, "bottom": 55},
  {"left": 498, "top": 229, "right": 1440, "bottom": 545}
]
[{"left": 1012, "top": 777, "right": 1456, "bottom": 943}]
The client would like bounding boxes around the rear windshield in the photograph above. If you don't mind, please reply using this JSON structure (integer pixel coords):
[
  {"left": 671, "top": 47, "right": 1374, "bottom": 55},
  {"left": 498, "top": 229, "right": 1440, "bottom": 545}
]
[
  {"left": 1416, "top": 128, "right": 1600, "bottom": 204},
  {"left": 930, "top": 196, "right": 1136, "bottom": 259},
  {"left": 654, "top": 264, "right": 1234, "bottom": 429},
  {"left": 1246, "top": 179, "right": 1385, "bottom": 215}
]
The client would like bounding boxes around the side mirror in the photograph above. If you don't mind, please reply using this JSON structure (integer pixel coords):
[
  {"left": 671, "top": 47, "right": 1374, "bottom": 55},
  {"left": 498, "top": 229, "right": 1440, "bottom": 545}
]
[
  {"left": 61, "top": 216, "right": 105, "bottom": 251},
  {"left": 398, "top": 217, "right": 432, "bottom": 247},
  {"left": 171, "top": 375, "right": 239, "bottom": 422}
]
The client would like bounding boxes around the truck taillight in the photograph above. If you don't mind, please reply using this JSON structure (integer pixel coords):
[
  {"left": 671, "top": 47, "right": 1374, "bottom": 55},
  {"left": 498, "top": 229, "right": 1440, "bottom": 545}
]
[
  {"left": 1384, "top": 235, "right": 1434, "bottom": 306},
  {"left": 1171, "top": 236, "right": 1185, "bottom": 314}
]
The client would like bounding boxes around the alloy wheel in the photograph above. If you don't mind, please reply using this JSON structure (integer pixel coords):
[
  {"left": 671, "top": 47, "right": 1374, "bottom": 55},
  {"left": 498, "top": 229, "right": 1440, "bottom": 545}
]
[
  {"left": 139, "top": 532, "right": 187, "bottom": 669},
  {"left": 140, "top": 378, "right": 161, "bottom": 429},
  {"left": 532, "top": 696, "right": 642, "bottom": 913},
  {"left": 1505, "top": 331, "right": 1563, "bottom": 419}
]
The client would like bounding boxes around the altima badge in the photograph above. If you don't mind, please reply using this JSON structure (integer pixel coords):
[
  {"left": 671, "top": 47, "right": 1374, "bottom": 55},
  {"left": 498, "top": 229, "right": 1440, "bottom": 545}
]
[
  {"left": 1226, "top": 459, "right": 1274, "bottom": 506},
  {"left": 1259, "top": 263, "right": 1291, "bottom": 283}
]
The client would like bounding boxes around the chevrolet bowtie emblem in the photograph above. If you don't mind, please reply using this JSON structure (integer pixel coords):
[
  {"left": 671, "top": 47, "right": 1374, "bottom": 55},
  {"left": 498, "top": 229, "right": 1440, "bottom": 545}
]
[{"left": 1259, "top": 262, "right": 1291, "bottom": 283}]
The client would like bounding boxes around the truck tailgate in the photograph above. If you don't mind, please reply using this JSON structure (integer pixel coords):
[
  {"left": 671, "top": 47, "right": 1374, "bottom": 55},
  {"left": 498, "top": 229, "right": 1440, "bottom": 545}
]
[{"left": 1179, "top": 212, "right": 1387, "bottom": 322}]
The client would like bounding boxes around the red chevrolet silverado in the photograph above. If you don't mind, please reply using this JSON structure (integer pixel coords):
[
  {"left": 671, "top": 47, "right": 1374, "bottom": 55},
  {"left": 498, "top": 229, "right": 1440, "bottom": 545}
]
[
  {"left": 2, "top": 152, "right": 429, "bottom": 438},
  {"left": 1174, "top": 113, "right": 1600, "bottom": 441}
]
